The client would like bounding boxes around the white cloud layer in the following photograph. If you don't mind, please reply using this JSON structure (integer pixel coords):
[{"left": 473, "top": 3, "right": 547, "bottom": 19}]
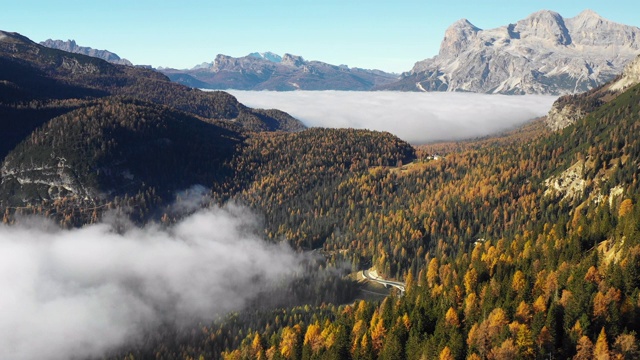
[
  {"left": 227, "top": 90, "right": 557, "bottom": 144},
  {"left": 0, "top": 205, "right": 301, "bottom": 360}
]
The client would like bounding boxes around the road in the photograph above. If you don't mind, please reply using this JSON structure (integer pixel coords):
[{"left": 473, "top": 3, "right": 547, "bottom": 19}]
[{"left": 362, "top": 269, "right": 406, "bottom": 292}]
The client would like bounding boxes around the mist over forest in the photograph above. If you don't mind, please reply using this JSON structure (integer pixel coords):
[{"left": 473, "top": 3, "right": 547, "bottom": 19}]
[{"left": 227, "top": 91, "right": 557, "bottom": 144}]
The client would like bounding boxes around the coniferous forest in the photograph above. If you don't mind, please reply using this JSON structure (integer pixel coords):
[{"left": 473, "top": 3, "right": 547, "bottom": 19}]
[{"left": 2, "top": 30, "right": 640, "bottom": 359}]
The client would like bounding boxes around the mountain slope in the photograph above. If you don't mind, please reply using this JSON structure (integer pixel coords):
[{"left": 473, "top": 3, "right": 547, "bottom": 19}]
[
  {"left": 161, "top": 53, "right": 398, "bottom": 90},
  {"left": 546, "top": 54, "right": 640, "bottom": 130},
  {"left": 1, "top": 98, "right": 243, "bottom": 210},
  {"left": 0, "top": 29, "right": 305, "bottom": 159},
  {"left": 382, "top": 9, "right": 640, "bottom": 95},
  {"left": 40, "top": 39, "right": 133, "bottom": 66}
]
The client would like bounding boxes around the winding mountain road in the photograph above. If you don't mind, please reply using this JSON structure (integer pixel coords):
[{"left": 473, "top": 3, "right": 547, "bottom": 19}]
[{"left": 362, "top": 269, "right": 406, "bottom": 292}]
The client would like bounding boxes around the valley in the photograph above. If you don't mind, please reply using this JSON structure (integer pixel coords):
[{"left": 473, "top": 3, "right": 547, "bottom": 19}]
[{"left": 2, "top": 7, "right": 640, "bottom": 359}]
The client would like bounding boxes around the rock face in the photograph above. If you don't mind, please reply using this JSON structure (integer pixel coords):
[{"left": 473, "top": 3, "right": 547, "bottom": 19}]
[
  {"left": 609, "top": 55, "right": 640, "bottom": 92},
  {"left": 545, "top": 53, "right": 640, "bottom": 131},
  {"left": 40, "top": 39, "right": 133, "bottom": 66},
  {"left": 383, "top": 10, "right": 640, "bottom": 95},
  {"left": 160, "top": 53, "right": 398, "bottom": 91},
  {"left": 545, "top": 103, "right": 586, "bottom": 131}
]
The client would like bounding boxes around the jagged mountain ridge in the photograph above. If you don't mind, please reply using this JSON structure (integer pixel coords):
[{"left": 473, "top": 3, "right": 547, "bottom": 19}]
[
  {"left": 40, "top": 39, "right": 133, "bottom": 66},
  {"left": 382, "top": 9, "right": 640, "bottom": 95},
  {"left": 160, "top": 53, "right": 399, "bottom": 91}
]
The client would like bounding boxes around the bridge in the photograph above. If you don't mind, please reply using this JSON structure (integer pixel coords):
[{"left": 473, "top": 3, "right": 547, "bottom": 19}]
[{"left": 362, "top": 269, "right": 406, "bottom": 293}]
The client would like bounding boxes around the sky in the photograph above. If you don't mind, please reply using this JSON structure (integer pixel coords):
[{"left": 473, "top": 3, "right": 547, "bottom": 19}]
[
  {"left": 227, "top": 91, "right": 557, "bottom": 144},
  {"left": 1, "top": 0, "right": 639, "bottom": 73}
]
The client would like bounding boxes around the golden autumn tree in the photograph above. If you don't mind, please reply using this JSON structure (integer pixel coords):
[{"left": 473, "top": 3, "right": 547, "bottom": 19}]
[
  {"left": 250, "top": 333, "right": 265, "bottom": 360},
  {"left": 618, "top": 198, "right": 633, "bottom": 218},
  {"left": 594, "top": 327, "right": 611, "bottom": 360},
  {"left": 370, "top": 316, "right": 387, "bottom": 355},
  {"left": 445, "top": 307, "right": 460, "bottom": 328},
  {"left": 464, "top": 268, "right": 478, "bottom": 294},
  {"left": 514, "top": 301, "right": 532, "bottom": 324},
  {"left": 439, "top": 346, "right": 455, "bottom": 360},
  {"left": 303, "top": 323, "right": 323, "bottom": 354},
  {"left": 573, "top": 336, "right": 594, "bottom": 360},
  {"left": 512, "top": 270, "right": 526, "bottom": 294},
  {"left": 280, "top": 325, "right": 302, "bottom": 360},
  {"left": 427, "top": 258, "right": 440, "bottom": 288}
]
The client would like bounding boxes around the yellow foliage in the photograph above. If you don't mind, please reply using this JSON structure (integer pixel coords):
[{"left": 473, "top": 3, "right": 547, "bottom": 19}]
[
  {"left": 445, "top": 307, "right": 460, "bottom": 328},
  {"left": 439, "top": 346, "right": 455, "bottom": 360},
  {"left": 619, "top": 198, "right": 633, "bottom": 218},
  {"left": 512, "top": 270, "right": 526, "bottom": 294}
]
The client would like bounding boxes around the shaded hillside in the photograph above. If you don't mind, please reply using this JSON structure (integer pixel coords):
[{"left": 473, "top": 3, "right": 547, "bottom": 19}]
[
  {"left": 0, "top": 29, "right": 304, "bottom": 161},
  {"left": 1, "top": 97, "right": 244, "bottom": 224}
]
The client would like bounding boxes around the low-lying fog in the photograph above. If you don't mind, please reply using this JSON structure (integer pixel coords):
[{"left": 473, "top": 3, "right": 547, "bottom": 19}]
[
  {"left": 0, "top": 204, "right": 302, "bottom": 360},
  {"left": 226, "top": 91, "right": 557, "bottom": 144}
]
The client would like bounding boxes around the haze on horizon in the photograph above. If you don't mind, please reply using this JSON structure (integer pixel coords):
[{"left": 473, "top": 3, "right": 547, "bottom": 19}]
[{"left": 1, "top": 0, "right": 639, "bottom": 73}]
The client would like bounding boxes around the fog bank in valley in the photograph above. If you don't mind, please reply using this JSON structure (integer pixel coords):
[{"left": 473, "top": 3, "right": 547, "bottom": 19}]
[
  {"left": 227, "top": 90, "right": 557, "bottom": 144},
  {"left": 0, "top": 204, "right": 301, "bottom": 360}
]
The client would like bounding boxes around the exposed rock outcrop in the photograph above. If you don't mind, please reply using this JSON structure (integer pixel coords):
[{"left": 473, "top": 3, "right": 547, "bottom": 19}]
[
  {"left": 546, "top": 54, "right": 640, "bottom": 131},
  {"left": 383, "top": 10, "right": 640, "bottom": 95},
  {"left": 40, "top": 39, "right": 133, "bottom": 66}
]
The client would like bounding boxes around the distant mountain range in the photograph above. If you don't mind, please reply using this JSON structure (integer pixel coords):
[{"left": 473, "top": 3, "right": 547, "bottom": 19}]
[
  {"left": 40, "top": 39, "right": 133, "bottom": 66},
  {"left": 382, "top": 9, "right": 640, "bottom": 94},
  {"left": 159, "top": 53, "right": 399, "bottom": 91},
  {"left": 38, "top": 10, "right": 640, "bottom": 94}
]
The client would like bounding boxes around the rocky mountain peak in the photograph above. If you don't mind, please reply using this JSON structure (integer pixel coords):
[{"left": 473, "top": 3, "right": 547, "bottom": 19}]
[
  {"left": 281, "top": 53, "right": 305, "bottom": 67},
  {"left": 439, "top": 19, "right": 481, "bottom": 57},
  {"left": 385, "top": 9, "right": 640, "bottom": 95},
  {"left": 574, "top": 9, "right": 603, "bottom": 22},
  {"left": 514, "top": 10, "right": 571, "bottom": 45}
]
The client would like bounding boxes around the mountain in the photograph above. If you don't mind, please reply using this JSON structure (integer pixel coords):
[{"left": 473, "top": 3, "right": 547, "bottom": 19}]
[
  {"left": 0, "top": 30, "right": 304, "bottom": 141},
  {"left": 546, "top": 54, "right": 640, "bottom": 130},
  {"left": 247, "top": 51, "right": 282, "bottom": 63},
  {"left": 160, "top": 52, "right": 399, "bottom": 90},
  {"left": 382, "top": 9, "right": 640, "bottom": 95},
  {"left": 40, "top": 39, "right": 133, "bottom": 66},
  {"left": 0, "top": 29, "right": 307, "bottom": 222}
]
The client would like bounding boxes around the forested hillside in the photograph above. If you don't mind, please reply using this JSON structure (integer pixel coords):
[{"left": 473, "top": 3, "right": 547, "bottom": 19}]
[
  {"left": 105, "top": 83, "right": 640, "bottom": 359},
  {"left": 0, "top": 30, "right": 305, "bottom": 223},
  {"left": 0, "top": 30, "right": 304, "bottom": 158}
]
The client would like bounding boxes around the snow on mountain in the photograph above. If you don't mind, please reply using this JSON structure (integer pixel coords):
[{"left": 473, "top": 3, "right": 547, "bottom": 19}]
[{"left": 248, "top": 52, "right": 282, "bottom": 63}]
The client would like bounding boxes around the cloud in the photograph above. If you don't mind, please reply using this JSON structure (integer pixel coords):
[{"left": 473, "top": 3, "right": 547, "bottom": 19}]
[
  {"left": 0, "top": 204, "right": 301, "bottom": 360},
  {"left": 226, "top": 90, "right": 557, "bottom": 144}
]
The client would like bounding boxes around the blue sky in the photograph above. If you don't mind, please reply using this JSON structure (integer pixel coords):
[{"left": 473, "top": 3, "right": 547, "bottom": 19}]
[{"left": 1, "top": 0, "right": 638, "bottom": 72}]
